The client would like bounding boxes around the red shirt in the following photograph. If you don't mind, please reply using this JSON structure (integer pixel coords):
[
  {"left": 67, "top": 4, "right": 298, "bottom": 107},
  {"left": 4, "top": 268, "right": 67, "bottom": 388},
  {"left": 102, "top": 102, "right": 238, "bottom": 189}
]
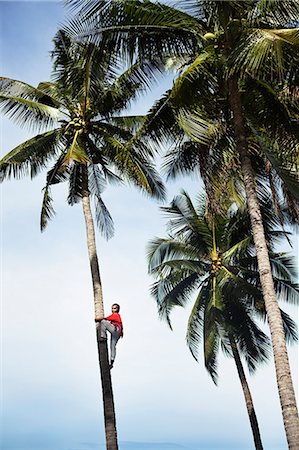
[{"left": 105, "top": 312, "right": 123, "bottom": 336}]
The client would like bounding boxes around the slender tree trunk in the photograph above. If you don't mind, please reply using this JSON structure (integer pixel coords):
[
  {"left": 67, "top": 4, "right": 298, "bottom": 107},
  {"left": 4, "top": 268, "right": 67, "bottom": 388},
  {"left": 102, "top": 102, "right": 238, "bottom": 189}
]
[
  {"left": 82, "top": 165, "right": 119, "bottom": 450},
  {"left": 228, "top": 76, "right": 299, "bottom": 450},
  {"left": 229, "top": 336, "right": 264, "bottom": 450}
]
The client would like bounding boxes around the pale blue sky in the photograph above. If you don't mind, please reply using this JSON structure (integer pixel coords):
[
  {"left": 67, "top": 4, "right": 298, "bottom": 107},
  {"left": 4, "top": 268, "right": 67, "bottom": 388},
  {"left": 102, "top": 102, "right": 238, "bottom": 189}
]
[{"left": 1, "top": 2, "right": 298, "bottom": 450}]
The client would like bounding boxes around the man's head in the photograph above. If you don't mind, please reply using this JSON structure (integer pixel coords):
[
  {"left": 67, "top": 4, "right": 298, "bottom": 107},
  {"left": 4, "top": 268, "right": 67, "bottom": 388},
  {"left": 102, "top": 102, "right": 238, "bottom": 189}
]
[{"left": 112, "top": 303, "right": 120, "bottom": 313}]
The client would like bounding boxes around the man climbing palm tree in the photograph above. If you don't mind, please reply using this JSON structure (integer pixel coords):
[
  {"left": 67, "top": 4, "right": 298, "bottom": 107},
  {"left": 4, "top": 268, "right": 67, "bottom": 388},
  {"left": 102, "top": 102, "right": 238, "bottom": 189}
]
[{"left": 96, "top": 303, "right": 124, "bottom": 369}]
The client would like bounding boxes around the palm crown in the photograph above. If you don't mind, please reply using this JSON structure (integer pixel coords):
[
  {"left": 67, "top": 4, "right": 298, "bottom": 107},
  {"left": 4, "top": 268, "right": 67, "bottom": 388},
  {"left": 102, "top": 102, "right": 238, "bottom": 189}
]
[
  {"left": 0, "top": 30, "right": 165, "bottom": 236},
  {"left": 66, "top": 1, "right": 299, "bottom": 219},
  {"left": 147, "top": 191, "right": 298, "bottom": 381}
]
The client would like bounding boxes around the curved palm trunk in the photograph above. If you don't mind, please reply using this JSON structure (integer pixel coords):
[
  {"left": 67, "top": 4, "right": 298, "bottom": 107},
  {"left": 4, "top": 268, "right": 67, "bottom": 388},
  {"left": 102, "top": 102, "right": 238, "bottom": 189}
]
[
  {"left": 228, "top": 76, "right": 299, "bottom": 450},
  {"left": 82, "top": 166, "right": 119, "bottom": 450},
  {"left": 229, "top": 336, "right": 263, "bottom": 450}
]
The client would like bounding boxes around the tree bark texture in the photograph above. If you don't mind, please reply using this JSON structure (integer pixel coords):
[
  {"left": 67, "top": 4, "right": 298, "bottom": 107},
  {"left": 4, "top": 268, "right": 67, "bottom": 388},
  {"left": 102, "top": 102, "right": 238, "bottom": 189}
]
[
  {"left": 82, "top": 166, "right": 119, "bottom": 450},
  {"left": 229, "top": 336, "right": 264, "bottom": 450},
  {"left": 228, "top": 76, "right": 299, "bottom": 450}
]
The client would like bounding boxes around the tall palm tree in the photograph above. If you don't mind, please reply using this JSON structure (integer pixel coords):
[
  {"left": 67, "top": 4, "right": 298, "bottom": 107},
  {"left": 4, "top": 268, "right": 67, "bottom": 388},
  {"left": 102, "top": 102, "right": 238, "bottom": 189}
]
[
  {"left": 65, "top": 2, "right": 299, "bottom": 446},
  {"left": 0, "top": 31, "right": 165, "bottom": 450},
  {"left": 147, "top": 191, "right": 298, "bottom": 450}
]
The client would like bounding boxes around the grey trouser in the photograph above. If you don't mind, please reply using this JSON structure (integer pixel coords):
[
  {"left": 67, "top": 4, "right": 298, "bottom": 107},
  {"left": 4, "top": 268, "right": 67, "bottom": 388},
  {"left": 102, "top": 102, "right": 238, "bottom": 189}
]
[{"left": 101, "top": 320, "right": 121, "bottom": 361}]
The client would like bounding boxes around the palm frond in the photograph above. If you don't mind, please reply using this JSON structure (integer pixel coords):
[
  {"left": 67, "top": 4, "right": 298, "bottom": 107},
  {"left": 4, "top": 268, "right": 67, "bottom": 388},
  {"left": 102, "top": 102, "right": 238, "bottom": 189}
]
[
  {"left": 186, "top": 284, "right": 209, "bottom": 361},
  {"left": 88, "top": 164, "right": 114, "bottom": 239},
  {"left": 93, "top": 194, "right": 114, "bottom": 240},
  {"left": 171, "top": 50, "right": 216, "bottom": 102},
  {"left": 229, "top": 28, "right": 299, "bottom": 80},
  {"left": 249, "top": 1, "right": 299, "bottom": 28},
  {"left": 83, "top": 135, "right": 123, "bottom": 185},
  {"left": 162, "top": 139, "right": 203, "bottom": 180},
  {"left": 0, "top": 94, "right": 61, "bottom": 131},
  {"left": 92, "top": 121, "right": 133, "bottom": 142},
  {"left": 0, "top": 129, "right": 62, "bottom": 181},
  {"left": 64, "top": 0, "right": 111, "bottom": 18},
  {"left": 221, "top": 274, "right": 264, "bottom": 307},
  {"left": 36, "top": 81, "right": 63, "bottom": 105},
  {"left": 270, "top": 253, "right": 298, "bottom": 280},
  {"left": 255, "top": 132, "right": 299, "bottom": 200},
  {"left": 62, "top": 133, "right": 90, "bottom": 165},
  {"left": 161, "top": 192, "right": 213, "bottom": 249},
  {"left": 147, "top": 238, "right": 203, "bottom": 274},
  {"left": 222, "top": 236, "right": 253, "bottom": 262},
  {"left": 177, "top": 108, "right": 225, "bottom": 146},
  {"left": 0, "top": 77, "right": 61, "bottom": 107},
  {"left": 109, "top": 115, "right": 146, "bottom": 134},
  {"left": 98, "top": 59, "right": 166, "bottom": 115},
  {"left": 280, "top": 309, "right": 298, "bottom": 344},
  {"left": 88, "top": 163, "right": 106, "bottom": 195},
  {"left": 204, "top": 301, "right": 221, "bottom": 384},
  {"left": 130, "top": 89, "right": 182, "bottom": 150},
  {"left": 227, "top": 300, "right": 271, "bottom": 373},
  {"left": 103, "top": 135, "right": 165, "bottom": 200},
  {"left": 150, "top": 271, "right": 203, "bottom": 327},
  {"left": 67, "top": 162, "right": 83, "bottom": 205},
  {"left": 41, "top": 155, "right": 70, "bottom": 230},
  {"left": 40, "top": 186, "right": 55, "bottom": 231},
  {"left": 274, "top": 278, "right": 299, "bottom": 305},
  {"left": 65, "top": 0, "right": 203, "bottom": 62}
]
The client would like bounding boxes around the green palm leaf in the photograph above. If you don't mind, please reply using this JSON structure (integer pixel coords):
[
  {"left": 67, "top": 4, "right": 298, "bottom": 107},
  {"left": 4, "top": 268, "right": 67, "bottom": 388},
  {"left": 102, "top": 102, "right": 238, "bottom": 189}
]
[
  {"left": 151, "top": 271, "right": 203, "bottom": 327},
  {"left": 255, "top": 133, "right": 299, "bottom": 199},
  {"left": 163, "top": 140, "right": 202, "bottom": 180},
  {"left": 280, "top": 309, "right": 298, "bottom": 344},
  {"left": 98, "top": 59, "right": 166, "bottom": 115},
  {"left": 127, "top": 89, "right": 181, "bottom": 151},
  {"left": 226, "top": 299, "right": 271, "bottom": 374},
  {"left": 177, "top": 108, "right": 226, "bottom": 146},
  {"left": 62, "top": 133, "right": 90, "bottom": 165},
  {"left": 0, "top": 77, "right": 61, "bottom": 106},
  {"left": 222, "top": 236, "right": 253, "bottom": 262},
  {"left": 161, "top": 192, "right": 213, "bottom": 249},
  {"left": 147, "top": 237, "right": 204, "bottom": 274},
  {"left": 204, "top": 300, "right": 221, "bottom": 384},
  {"left": 93, "top": 194, "right": 114, "bottom": 240},
  {"left": 40, "top": 186, "right": 55, "bottom": 231},
  {"left": 110, "top": 115, "right": 146, "bottom": 133},
  {"left": 229, "top": 28, "right": 299, "bottom": 79},
  {"left": 88, "top": 164, "right": 114, "bottom": 239},
  {"left": 0, "top": 129, "right": 62, "bottom": 181},
  {"left": 41, "top": 155, "right": 69, "bottom": 230},
  {"left": 274, "top": 279, "right": 299, "bottom": 305},
  {"left": 249, "top": 0, "right": 299, "bottom": 27},
  {"left": 186, "top": 281, "right": 210, "bottom": 361},
  {"left": 67, "top": 162, "right": 83, "bottom": 205},
  {"left": 66, "top": 0, "right": 204, "bottom": 60},
  {"left": 103, "top": 135, "right": 165, "bottom": 200},
  {"left": 92, "top": 121, "right": 133, "bottom": 142},
  {"left": 171, "top": 50, "right": 215, "bottom": 100},
  {"left": 270, "top": 254, "right": 298, "bottom": 280},
  {"left": 0, "top": 94, "right": 61, "bottom": 131}
]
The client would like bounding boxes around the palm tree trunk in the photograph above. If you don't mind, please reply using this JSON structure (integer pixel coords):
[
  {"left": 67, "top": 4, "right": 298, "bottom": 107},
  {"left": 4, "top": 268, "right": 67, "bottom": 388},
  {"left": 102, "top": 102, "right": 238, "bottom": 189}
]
[
  {"left": 82, "top": 165, "right": 119, "bottom": 450},
  {"left": 229, "top": 335, "right": 264, "bottom": 450},
  {"left": 228, "top": 75, "right": 299, "bottom": 450}
]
